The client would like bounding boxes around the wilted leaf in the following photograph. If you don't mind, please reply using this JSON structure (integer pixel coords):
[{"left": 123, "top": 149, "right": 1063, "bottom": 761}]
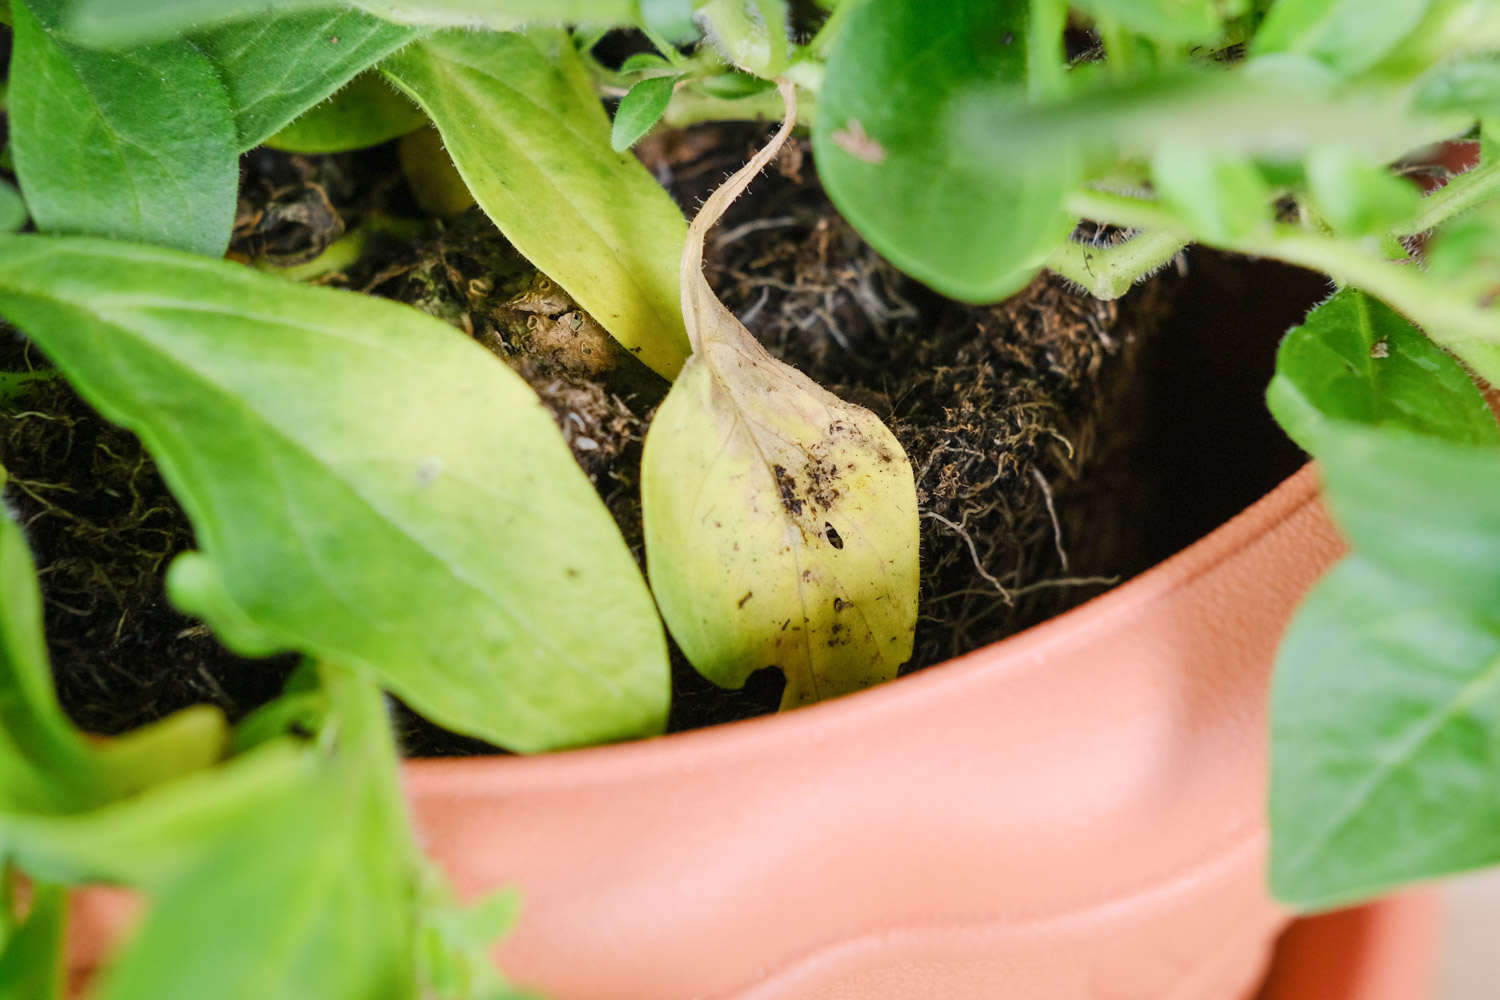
[
  {"left": 384, "top": 30, "right": 690, "bottom": 380},
  {"left": 642, "top": 83, "right": 919, "bottom": 709},
  {"left": 0, "top": 235, "right": 669, "bottom": 752},
  {"left": 9, "top": 0, "right": 238, "bottom": 257}
]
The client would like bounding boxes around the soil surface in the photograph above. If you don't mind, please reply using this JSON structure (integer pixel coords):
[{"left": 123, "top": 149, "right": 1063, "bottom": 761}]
[{"left": 0, "top": 124, "right": 1288, "bottom": 755}]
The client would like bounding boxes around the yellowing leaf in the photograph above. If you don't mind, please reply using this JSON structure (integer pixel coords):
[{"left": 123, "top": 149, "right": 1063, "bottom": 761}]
[{"left": 641, "top": 82, "right": 919, "bottom": 710}]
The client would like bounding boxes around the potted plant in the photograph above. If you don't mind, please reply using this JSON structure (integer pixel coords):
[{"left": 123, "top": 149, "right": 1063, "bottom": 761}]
[{"left": 0, "top": 0, "right": 1496, "bottom": 998}]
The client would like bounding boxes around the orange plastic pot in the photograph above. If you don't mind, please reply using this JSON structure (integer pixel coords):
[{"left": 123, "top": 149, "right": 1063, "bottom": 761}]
[{"left": 69, "top": 463, "right": 1443, "bottom": 999}]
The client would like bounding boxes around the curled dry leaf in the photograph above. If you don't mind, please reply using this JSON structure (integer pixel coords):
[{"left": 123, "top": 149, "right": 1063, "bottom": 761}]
[{"left": 641, "top": 81, "right": 919, "bottom": 710}]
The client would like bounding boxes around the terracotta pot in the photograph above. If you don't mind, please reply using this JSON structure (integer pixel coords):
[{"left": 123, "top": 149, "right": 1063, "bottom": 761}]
[
  {"left": 1256, "top": 892, "right": 1440, "bottom": 1000},
  {"left": 67, "top": 461, "right": 1425, "bottom": 1000}
]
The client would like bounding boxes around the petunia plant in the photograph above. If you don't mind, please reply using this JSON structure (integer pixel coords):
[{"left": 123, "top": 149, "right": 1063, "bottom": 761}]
[{"left": 0, "top": 0, "right": 1498, "bottom": 995}]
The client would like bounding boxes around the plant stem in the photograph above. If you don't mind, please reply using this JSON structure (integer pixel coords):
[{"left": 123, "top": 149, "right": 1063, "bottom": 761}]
[
  {"left": 1394, "top": 155, "right": 1500, "bottom": 237},
  {"left": 664, "top": 84, "right": 815, "bottom": 127},
  {"left": 1066, "top": 188, "right": 1500, "bottom": 378},
  {"left": 1066, "top": 187, "right": 1183, "bottom": 231},
  {"left": 1044, "top": 229, "right": 1189, "bottom": 299}
]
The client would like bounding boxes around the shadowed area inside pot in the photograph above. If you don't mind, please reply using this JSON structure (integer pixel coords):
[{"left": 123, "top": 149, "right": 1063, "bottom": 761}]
[{"left": 0, "top": 127, "right": 1324, "bottom": 754}]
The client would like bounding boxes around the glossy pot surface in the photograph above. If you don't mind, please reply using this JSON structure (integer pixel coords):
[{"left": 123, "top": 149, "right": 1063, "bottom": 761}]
[{"left": 70, "top": 465, "right": 1349, "bottom": 999}]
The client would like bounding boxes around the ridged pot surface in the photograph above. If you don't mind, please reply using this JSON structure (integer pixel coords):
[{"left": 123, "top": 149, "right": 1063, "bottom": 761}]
[{"left": 70, "top": 465, "right": 1348, "bottom": 999}]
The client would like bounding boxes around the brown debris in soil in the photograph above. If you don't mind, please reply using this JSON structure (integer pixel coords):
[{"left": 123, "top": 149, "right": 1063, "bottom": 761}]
[{"left": 0, "top": 374, "right": 297, "bottom": 735}]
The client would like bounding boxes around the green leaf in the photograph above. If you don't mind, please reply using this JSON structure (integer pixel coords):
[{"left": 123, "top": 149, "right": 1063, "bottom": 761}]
[
  {"left": 611, "top": 75, "right": 678, "bottom": 151},
  {"left": 9, "top": 0, "right": 238, "bottom": 257},
  {"left": 267, "top": 71, "right": 427, "bottom": 154},
  {"left": 1252, "top": 0, "right": 1432, "bottom": 76},
  {"left": 1, "top": 740, "right": 310, "bottom": 887},
  {"left": 0, "top": 183, "right": 28, "bottom": 236},
  {"left": 1072, "top": 0, "right": 1226, "bottom": 44},
  {"left": 958, "top": 66, "right": 1456, "bottom": 185},
  {"left": 0, "top": 881, "right": 65, "bottom": 1000},
  {"left": 813, "top": 0, "right": 1078, "bottom": 303},
  {"left": 60, "top": 0, "right": 334, "bottom": 48},
  {"left": 0, "top": 235, "right": 669, "bottom": 752},
  {"left": 383, "top": 30, "right": 691, "bottom": 380},
  {"left": 1415, "top": 55, "right": 1500, "bottom": 119},
  {"left": 698, "top": 0, "right": 789, "bottom": 77},
  {"left": 1150, "top": 145, "right": 1270, "bottom": 242},
  {"left": 619, "top": 52, "right": 673, "bottom": 74},
  {"left": 0, "top": 496, "right": 106, "bottom": 815},
  {"left": 193, "top": 8, "right": 421, "bottom": 150},
  {"left": 1271, "top": 551, "right": 1500, "bottom": 908},
  {"left": 640, "top": 0, "right": 696, "bottom": 42},
  {"left": 418, "top": 879, "right": 536, "bottom": 1000},
  {"left": 643, "top": 88, "right": 919, "bottom": 709},
  {"left": 93, "top": 670, "right": 417, "bottom": 1000},
  {"left": 1267, "top": 288, "right": 1498, "bottom": 452},
  {"left": 1305, "top": 147, "right": 1420, "bottom": 237},
  {"left": 351, "top": 0, "right": 638, "bottom": 29},
  {"left": 1267, "top": 288, "right": 1500, "bottom": 907}
]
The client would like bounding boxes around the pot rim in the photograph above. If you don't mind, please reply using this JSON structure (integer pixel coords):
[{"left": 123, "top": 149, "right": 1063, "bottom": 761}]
[{"left": 407, "top": 461, "right": 1324, "bottom": 779}]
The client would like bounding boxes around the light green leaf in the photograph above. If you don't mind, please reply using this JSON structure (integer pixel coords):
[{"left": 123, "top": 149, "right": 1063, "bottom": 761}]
[
  {"left": 813, "top": 0, "right": 1079, "bottom": 303},
  {"left": 1150, "top": 145, "right": 1270, "bottom": 242},
  {"left": 383, "top": 30, "right": 690, "bottom": 380},
  {"left": 1271, "top": 551, "right": 1500, "bottom": 909},
  {"left": 267, "top": 71, "right": 427, "bottom": 153},
  {"left": 1072, "top": 0, "right": 1226, "bottom": 44},
  {"left": 0, "top": 496, "right": 107, "bottom": 815},
  {"left": 957, "top": 66, "right": 1457, "bottom": 182},
  {"left": 641, "top": 0, "right": 696, "bottom": 42},
  {"left": 643, "top": 86, "right": 919, "bottom": 709},
  {"left": 611, "top": 75, "right": 678, "bottom": 151},
  {"left": 1, "top": 740, "right": 310, "bottom": 887},
  {"left": 0, "top": 235, "right": 669, "bottom": 752},
  {"left": 352, "top": 0, "right": 637, "bottom": 29},
  {"left": 698, "top": 0, "right": 789, "bottom": 77},
  {"left": 418, "top": 879, "right": 537, "bottom": 1000},
  {"left": 1267, "top": 288, "right": 1499, "bottom": 453},
  {"left": 9, "top": 0, "right": 238, "bottom": 257},
  {"left": 93, "top": 670, "right": 417, "bottom": 1000},
  {"left": 0, "top": 881, "right": 65, "bottom": 1000},
  {"left": 0, "top": 183, "right": 27, "bottom": 236},
  {"left": 1267, "top": 287, "right": 1500, "bottom": 908},
  {"left": 193, "top": 8, "right": 421, "bottom": 150},
  {"left": 1414, "top": 55, "right": 1500, "bottom": 119},
  {"left": 60, "top": 0, "right": 333, "bottom": 48},
  {"left": 1252, "top": 0, "right": 1432, "bottom": 76},
  {"left": 1305, "top": 146, "right": 1420, "bottom": 237}
]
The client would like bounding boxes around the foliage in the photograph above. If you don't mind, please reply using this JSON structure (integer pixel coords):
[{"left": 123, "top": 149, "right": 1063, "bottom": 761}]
[{"left": 0, "top": 0, "right": 1498, "bottom": 993}]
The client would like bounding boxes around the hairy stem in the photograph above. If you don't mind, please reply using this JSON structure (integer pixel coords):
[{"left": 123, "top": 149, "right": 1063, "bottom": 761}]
[
  {"left": 1044, "top": 229, "right": 1189, "bottom": 299},
  {"left": 1394, "top": 154, "right": 1500, "bottom": 237}
]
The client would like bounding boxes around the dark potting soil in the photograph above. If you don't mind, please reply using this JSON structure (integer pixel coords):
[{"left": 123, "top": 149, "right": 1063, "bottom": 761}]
[{"left": 0, "top": 125, "right": 1316, "bottom": 755}]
